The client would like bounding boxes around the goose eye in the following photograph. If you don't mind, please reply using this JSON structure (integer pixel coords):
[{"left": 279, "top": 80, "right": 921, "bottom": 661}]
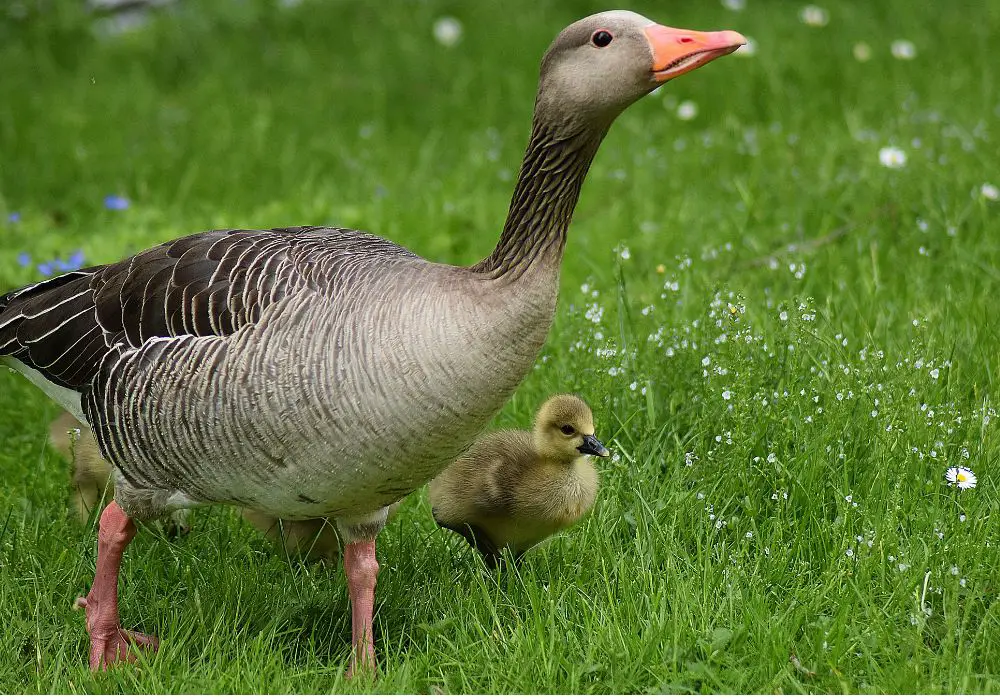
[
  {"left": 560, "top": 425, "right": 575, "bottom": 436},
  {"left": 591, "top": 30, "right": 613, "bottom": 48}
]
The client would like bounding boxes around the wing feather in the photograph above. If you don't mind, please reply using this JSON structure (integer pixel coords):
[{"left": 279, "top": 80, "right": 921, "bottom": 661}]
[{"left": 0, "top": 227, "right": 417, "bottom": 391}]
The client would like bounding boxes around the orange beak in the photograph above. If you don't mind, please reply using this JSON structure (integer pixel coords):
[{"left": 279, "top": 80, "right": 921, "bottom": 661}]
[{"left": 644, "top": 24, "right": 747, "bottom": 83}]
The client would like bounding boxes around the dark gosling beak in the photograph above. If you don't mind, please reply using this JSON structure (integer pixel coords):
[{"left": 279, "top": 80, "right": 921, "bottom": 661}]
[{"left": 578, "top": 434, "right": 610, "bottom": 458}]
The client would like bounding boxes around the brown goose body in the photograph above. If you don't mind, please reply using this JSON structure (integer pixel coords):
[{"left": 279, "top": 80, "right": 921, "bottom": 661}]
[
  {"left": 5, "top": 229, "right": 556, "bottom": 521},
  {"left": 0, "top": 10, "right": 745, "bottom": 674}
]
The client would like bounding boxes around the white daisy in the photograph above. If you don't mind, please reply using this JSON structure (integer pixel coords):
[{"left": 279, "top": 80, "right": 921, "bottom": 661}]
[
  {"left": 891, "top": 39, "right": 916, "bottom": 60},
  {"left": 945, "top": 466, "right": 977, "bottom": 490},
  {"left": 433, "top": 17, "right": 463, "bottom": 47},
  {"left": 799, "top": 5, "right": 829, "bottom": 27},
  {"left": 879, "top": 146, "right": 907, "bottom": 169},
  {"left": 676, "top": 100, "right": 698, "bottom": 121},
  {"left": 980, "top": 183, "right": 999, "bottom": 201},
  {"left": 734, "top": 38, "right": 757, "bottom": 56}
]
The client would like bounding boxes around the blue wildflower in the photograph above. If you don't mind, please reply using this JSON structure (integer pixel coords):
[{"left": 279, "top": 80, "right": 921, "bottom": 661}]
[
  {"left": 16, "top": 252, "right": 31, "bottom": 267},
  {"left": 32, "top": 250, "right": 84, "bottom": 277},
  {"left": 7, "top": 212, "right": 20, "bottom": 223},
  {"left": 66, "top": 250, "right": 85, "bottom": 269},
  {"left": 104, "top": 195, "right": 130, "bottom": 211}
]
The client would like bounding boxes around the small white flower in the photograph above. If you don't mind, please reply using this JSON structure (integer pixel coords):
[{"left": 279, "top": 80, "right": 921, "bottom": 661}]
[
  {"left": 734, "top": 38, "right": 757, "bottom": 56},
  {"left": 767, "top": 453, "right": 777, "bottom": 464},
  {"left": 721, "top": 0, "right": 746, "bottom": 10},
  {"left": 619, "top": 247, "right": 631, "bottom": 260},
  {"left": 852, "top": 42, "right": 872, "bottom": 62},
  {"left": 891, "top": 39, "right": 916, "bottom": 60},
  {"left": 722, "top": 390, "right": 732, "bottom": 400},
  {"left": 433, "top": 17, "right": 463, "bottom": 47},
  {"left": 950, "top": 565, "right": 959, "bottom": 576},
  {"left": 745, "top": 531, "right": 753, "bottom": 539},
  {"left": 879, "top": 146, "right": 907, "bottom": 169},
  {"left": 930, "top": 368, "right": 940, "bottom": 380},
  {"left": 945, "top": 466, "right": 977, "bottom": 490},
  {"left": 799, "top": 5, "right": 829, "bottom": 26},
  {"left": 676, "top": 100, "right": 698, "bottom": 121},
  {"left": 846, "top": 548, "right": 854, "bottom": 557},
  {"left": 980, "top": 183, "right": 1000, "bottom": 201},
  {"left": 702, "top": 356, "right": 711, "bottom": 367}
]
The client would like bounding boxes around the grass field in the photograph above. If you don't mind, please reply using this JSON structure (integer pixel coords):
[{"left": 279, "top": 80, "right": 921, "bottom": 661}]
[{"left": 1, "top": 0, "right": 999, "bottom": 692}]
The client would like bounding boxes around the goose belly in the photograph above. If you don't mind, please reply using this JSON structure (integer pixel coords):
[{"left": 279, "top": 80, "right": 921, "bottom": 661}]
[{"left": 100, "top": 282, "right": 553, "bottom": 520}]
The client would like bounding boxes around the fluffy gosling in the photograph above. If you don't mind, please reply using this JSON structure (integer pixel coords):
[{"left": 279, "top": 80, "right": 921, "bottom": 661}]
[
  {"left": 428, "top": 394, "right": 609, "bottom": 565},
  {"left": 49, "top": 411, "right": 112, "bottom": 523}
]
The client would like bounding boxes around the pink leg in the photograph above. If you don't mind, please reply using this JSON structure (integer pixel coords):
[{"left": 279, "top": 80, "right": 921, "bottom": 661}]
[
  {"left": 75, "top": 501, "right": 158, "bottom": 670},
  {"left": 343, "top": 540, "right": 379, "bottom": 678}
]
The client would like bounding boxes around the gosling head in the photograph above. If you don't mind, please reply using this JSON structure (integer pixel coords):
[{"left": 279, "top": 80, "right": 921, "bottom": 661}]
[
  {"left": 532, "top": 394, "right": 610, "bottom": 464},
  {"left": 535, "top": 10, "right": 746, "bottom": 131}
]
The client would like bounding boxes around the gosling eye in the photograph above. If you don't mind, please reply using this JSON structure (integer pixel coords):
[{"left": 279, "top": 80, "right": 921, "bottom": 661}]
[
  {"left": 560, "top": 425, "right": 575, "bottom": 436},
  {"left": 591, "top": 30, "right": 613, "bottom": 48}
]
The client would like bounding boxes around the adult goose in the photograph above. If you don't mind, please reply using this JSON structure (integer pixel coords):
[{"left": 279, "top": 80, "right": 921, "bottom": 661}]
[{"left": 0, "top": 11, "right": 744, "bottom": 676}]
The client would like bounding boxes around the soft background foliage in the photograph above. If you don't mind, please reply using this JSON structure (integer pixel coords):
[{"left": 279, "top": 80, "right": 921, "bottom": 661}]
[{"left": 0, "top": 0, "right": 998, "bottom": 692}]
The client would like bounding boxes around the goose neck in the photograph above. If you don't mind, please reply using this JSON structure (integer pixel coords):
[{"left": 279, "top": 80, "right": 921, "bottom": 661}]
[{"left": 473, "top": 120, "right": 606, "bottom": 279}]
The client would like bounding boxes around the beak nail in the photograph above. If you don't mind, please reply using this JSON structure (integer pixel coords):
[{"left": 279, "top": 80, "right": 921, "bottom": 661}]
[{"left": 578, "top": 434, "right": 610, "bottom": 458}]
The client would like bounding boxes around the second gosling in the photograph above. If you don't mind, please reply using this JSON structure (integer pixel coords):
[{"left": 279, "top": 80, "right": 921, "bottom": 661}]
[{"left": 428, "top": 394, "right": 609, "bottom": 565}]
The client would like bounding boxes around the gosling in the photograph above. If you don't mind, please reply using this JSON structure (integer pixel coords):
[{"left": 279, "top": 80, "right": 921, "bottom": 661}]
[
  {"left": 49, "top": 411, "right": 111, "bottom": 523},
  {"left": 428, "top": 394, "right": 609, "bottom": 566}
]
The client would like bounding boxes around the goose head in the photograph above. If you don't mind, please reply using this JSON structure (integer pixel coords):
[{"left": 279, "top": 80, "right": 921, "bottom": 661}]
[
  {"left": 532, "top": 394, "right": 610, "bottom": 463},
  {"left": 476, "top": 11, "right": 744, "bottom": 276},
  {"left": 535, "top": 10, "right": 746, "bottom": 131}
]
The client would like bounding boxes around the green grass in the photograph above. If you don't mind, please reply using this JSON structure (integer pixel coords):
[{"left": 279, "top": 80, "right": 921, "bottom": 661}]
[{"left": 1, "top": 0, "right": 999, "bottom": 692}]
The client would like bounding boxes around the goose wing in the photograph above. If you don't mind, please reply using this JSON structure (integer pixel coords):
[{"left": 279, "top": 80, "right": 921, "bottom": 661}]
[{"left": 0, "top": 226, "right": 417, "bottom": 391}]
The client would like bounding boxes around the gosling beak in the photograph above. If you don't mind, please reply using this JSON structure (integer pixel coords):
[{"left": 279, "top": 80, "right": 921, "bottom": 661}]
[
  {"left": 578, "top": 434, "right": 610, "bottom": 458},
  {"left": 644, "top": 24, "right": 747, "bottom": 83}
]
